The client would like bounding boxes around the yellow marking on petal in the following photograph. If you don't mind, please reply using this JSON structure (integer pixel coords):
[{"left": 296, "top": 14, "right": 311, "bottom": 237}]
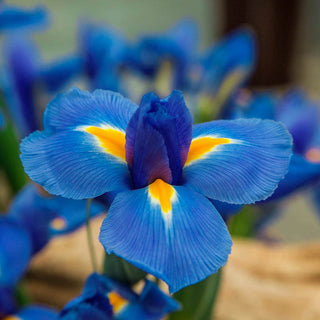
[
  {"left": 149, "top": 179, "right": 175, "bottom": 214},
  {"left": 108, "top": 292, "right": 128, "bottom": 313},
  {"left": 185, "top": 136, "right": 230, "bottom": 166},
  {"left": 85, "top": 126, "right": 126, "bottom": 161},
  {"left": 3, "top": 317, "right": 21, "bottom": 320},
  {"left": 50, "top": 217, "right": 67, "bottom": 230},
  {"left": 305, "top": 148, "right": 320, "bottom": 163}
]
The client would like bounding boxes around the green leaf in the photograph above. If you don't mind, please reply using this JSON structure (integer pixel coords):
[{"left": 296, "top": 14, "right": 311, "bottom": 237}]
[
  {"left": 0, "top": 106, "right": 27, "bottom": 194},
  {"left": 103, "top": 253, "right": 147, "bottom": 286},
  {"left": 228, "top": 205, "right": 258, "bottom": 238},
  {"left": 169, "top": 269, "right": 222, "bottom": 320}
]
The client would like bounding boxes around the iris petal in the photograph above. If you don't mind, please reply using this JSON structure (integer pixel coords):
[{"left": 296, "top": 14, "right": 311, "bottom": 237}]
[
  {"left": 183, "top": 119, "right": 292, "bottom": 204},
  {"left": 99, "top": 182, "right": 232, "bottom": 293},
  {"left": 21, "top": 88, "right": 137, "bottom": 199}
]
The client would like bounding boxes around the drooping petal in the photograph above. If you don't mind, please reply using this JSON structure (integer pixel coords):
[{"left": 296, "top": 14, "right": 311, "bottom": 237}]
[
  {"left": 0, "top": 217, "right": 31, "bottom": 286},
  {"left": 8, "top": 184, "right": 105, "bottom": 253},
  {"left": 99, "top": 180, "right": 232, "bottom": 293},
  {"left": 183, "top": 119, "right": 292, "bottom": 204},
  {"left": 8, "top": 306, "right": 58, "bottom": 320},
  {"left": 261, "top": 153, "right": 320, "bottom": 202},
  {"left": 210, "top": 199, "right": 242, "bottom": 221},
  {"left": 21, "top": 88, "right": 137, "bottom": 199},
  {"left": 0, "top": 286, "right": 17, "bottom": 317}
]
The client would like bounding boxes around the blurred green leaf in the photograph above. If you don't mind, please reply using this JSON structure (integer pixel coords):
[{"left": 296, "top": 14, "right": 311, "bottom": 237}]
[
  {"left": 103, "top": 253, "right": 147, "bottom": 286},
  {"left": 228, "top": 205, "right": 257, "bottom": 237},
  {"left": 0, "top": 105, "right": 27, "bottom": 194},
  {"left": 169, "top": 269, "right": 222, "bottom": 320}
]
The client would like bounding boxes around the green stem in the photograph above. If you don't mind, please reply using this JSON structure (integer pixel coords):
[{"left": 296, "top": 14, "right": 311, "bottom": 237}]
[{"left": 86, "top": 198, "right": 98, "bottom": 272}]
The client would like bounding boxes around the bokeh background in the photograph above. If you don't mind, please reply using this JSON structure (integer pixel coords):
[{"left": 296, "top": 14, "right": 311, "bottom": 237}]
[{"left": 6, "top": 0, "right": 320, "bottom": 241}]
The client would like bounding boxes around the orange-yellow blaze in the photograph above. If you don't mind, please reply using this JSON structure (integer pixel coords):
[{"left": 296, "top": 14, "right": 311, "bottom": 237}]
[
  {"left": 85, "top": 126, "right": 126, "bottom": 160},
  {"left": 108, "top": 292, "right": 128, "bottom": 313},
  {"left": 185, "top": 136, "right": 230, "bottom": 166},
  {"left": 149, "top": 179, "right": 175, "bottom": 214},
  {"left": 305, "top": 148, "right": 320, "bottom": 163},
  {"left": 3, "top": 317, "right": 21, "bottom": 320},
  {"left": 50, "top": 217, "right": 66, "bottom": 230}
]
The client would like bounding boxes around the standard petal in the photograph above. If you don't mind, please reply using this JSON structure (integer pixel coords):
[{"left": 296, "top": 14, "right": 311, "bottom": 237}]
[
  {"left": 20, "top": 129, "right": 131, "bottom": 199},
  {"left": 43, "top": 88, "right": 138, "bottom": 132},
  {"left": 0, "top": 217, "right": 32, "bottom": 287},
  {"left": 99, "top": 180, "right": 232, "bottom": 293},
  {"left": 183, "top": 119, "right": 292, "bottom": 204}
]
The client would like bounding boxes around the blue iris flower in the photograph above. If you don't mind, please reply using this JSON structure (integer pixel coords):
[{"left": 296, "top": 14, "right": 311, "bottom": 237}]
[
  {"left": 7, "top": 183, "right": 105, "bottom": 254},
  {"left": 78, "top": 21, "right": 130, "bottom": 93},
  {"left": 60, "top": 273, "right": 179, "bottom": 320},
  {"left": 20, "top": 88, "right": 292, "bottom": 292},
  {"left": 128, "top": 19, "right": 198, "bottom": 90},
  {"left": 0, "top": 3, "right": 48, "bottom": 32},
  {"left": 1, "top": 34, "right": 82, "bottom": 138}
]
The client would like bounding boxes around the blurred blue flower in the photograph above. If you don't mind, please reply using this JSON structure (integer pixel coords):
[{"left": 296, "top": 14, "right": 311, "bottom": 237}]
[
  {"left": 78, "top": 21, "right": 130, "bottom": 93},
  {"left": 20, "top": 88, "right": 292, "bottom": 292},
  {"left": 0, "top": 3, "right": 48, "bottom": 32},
  {"left": 193, "top": 28, "right": 256, "bottom": 120},
  {"left": 7, "top": 183, "right": 105, "bottom": 254},
  {"left": 0, "top": 216, "right": 32, "bottom": 287},
  {"left": 60, "top": 273, "right": 179, "bottom": 320},
  {"left": 128, "top": 19, "right": 199, "bottom": 90},
  {"left": 1, "top": 34, "right": 82, "bottom": 137}
]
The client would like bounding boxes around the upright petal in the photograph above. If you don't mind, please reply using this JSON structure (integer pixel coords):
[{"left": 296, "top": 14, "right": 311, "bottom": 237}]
[
  {"left": 99, "top": 181, "right": 232, "bottom": 293},
  {"left": 21, "top": 88, "right": 137, "bottom": 199},
  {"left": 125, "top": 91, "right": 192, "bottom": 188},
  {"left": 183, "top": 119, "right": 292, "bottom": 204},
  {"left": 0, "top": 217, "right": 31, "bottom": 287}
]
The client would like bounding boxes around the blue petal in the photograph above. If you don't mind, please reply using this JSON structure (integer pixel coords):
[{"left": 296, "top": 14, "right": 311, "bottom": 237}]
[
  {"left": 2, "top": 34, "right": 39, "bottom": 137},
  {"left": 183, "top": 119, "right": 292, "bottom": 204},
  {"left": 117, "top": 280, "right": 180, "bottom": 320},
  {"left": 15, "top": 306, "right": 58, "bottom": 320},
  {"left": 78, "top": 21, "right": 129, "bottom": 91},
  {"left": 61, "top": 273, "right": 113, "bottom": 319},
  {"left": 99, "top": 184, "right": 232, "bottom": 293},
  {"left": 39, "top": 55, "right": 83, "bottom": 93},
  {"left": 0, "top": 286, "right": 17, "bottom": 317},
  {"left": 8, "top": 184, "right": 105, "bottom": 253},
  {"left": 0, "top": 5, "right": 48, "bottom": 31},
  {"left": 230, "top": 90, "right": 276, "bottom": 120},
  {"left": 0, "top": 217, "right": 31, "bottom": 286},
  {"left": 125, "top": 91, "right": 192, "bottom": 188},
  {"left": 262, "top": 153, "right": 320, "bottom": 202},
  {"left": 0, "top": 110, "right": 5, "bottom": 129},
  {"left": 200, "top": 28, "right": 256, "bottom": 96},
  {"left": 275, "top": 90, "right": 319, "bottom": 154},
  {"left": 20, "top": 88, "right": 137, "bottom": 199},
  {"left": 8, "top": 184, "right": 55, "bottom": 253},
  {"left": 43, "top": 88, "right": 137, "bottom": 132}
]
